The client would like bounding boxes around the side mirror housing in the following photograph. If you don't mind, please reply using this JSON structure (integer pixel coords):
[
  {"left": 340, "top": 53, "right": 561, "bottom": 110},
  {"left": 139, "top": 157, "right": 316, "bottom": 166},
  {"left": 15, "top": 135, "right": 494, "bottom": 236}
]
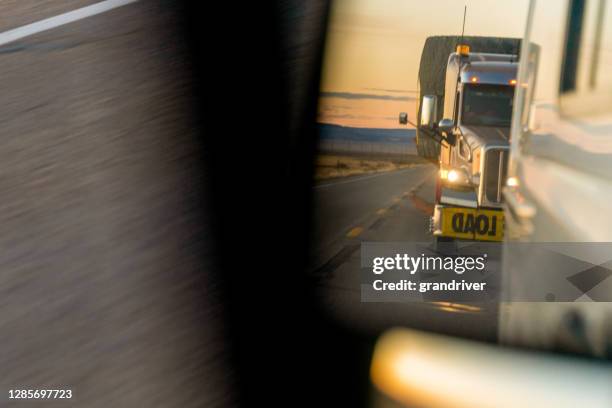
[
  {"left": 438, "top": 118, "right": 457, "bottom": 146},
  {"left": 419, "top": 95, "right": 437, "bottom": 129},
  {"left": 399, "top": 112, "right": 408, "bottom": 125}
]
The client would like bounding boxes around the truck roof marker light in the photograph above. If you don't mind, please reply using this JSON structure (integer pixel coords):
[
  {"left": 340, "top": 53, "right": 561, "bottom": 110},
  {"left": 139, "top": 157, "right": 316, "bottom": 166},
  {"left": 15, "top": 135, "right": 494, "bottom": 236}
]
[
  {"left": 509, "top": 79, "right": 517, "bottom": 85},
  {"left": 456, "top": 44, "right": 470, "bottom": 56},
  {"left": 470, "top": 76, "right": 478, "bottom": 83}
]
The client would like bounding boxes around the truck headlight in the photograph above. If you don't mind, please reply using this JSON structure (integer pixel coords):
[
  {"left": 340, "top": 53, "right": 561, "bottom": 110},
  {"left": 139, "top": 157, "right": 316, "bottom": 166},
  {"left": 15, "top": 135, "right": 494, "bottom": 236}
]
[
  {"left": 506, "top": 176, "right": 519, "bottom": 187},
  {"left": 448, "top": 169, "right": 460, "bottom": 182},
  {"left": 441, "top": 168, "right": 471, "bottom": 186}
]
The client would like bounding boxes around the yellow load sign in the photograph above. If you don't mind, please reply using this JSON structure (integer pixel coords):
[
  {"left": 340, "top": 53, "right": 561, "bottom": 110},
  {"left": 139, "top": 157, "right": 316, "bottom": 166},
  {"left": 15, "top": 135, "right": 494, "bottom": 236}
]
[{"left": 440, "top": 207, "right": 504, "bottom": 241}]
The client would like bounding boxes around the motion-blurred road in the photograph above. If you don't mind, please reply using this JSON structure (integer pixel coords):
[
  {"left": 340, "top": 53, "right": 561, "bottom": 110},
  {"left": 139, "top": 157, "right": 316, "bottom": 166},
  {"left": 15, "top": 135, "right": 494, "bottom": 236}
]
[
  {"left": 313, "top": 164, "right": 499, "bottom": 341},
  {"left": 0, "top": 1, "right": 233, "bottom": 406}
]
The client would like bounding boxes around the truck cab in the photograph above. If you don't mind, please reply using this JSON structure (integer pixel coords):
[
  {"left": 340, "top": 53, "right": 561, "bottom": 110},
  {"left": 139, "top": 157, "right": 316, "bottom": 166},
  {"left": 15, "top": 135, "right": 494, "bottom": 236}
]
[{"left": 424, "top": 46, "right": 518, "bottom": 242}]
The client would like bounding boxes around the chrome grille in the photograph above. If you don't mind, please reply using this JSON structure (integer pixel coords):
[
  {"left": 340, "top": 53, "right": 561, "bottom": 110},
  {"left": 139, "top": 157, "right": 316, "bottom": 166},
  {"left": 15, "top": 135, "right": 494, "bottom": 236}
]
[{"left": 483, "top": 148, "right": 508, "bottom": 205}]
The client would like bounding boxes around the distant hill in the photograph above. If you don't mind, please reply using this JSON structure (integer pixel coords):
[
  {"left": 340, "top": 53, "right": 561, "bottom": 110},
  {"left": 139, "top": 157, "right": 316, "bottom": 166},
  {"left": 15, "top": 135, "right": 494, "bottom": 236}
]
[{"left": 318, "top": 123, "right": 415, "bottom": 144}]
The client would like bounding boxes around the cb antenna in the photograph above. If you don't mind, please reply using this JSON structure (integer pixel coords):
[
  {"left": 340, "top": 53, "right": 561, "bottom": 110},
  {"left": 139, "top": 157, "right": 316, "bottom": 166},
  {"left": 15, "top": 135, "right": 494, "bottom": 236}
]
[
  {"left": 456, "top": 6, "right": 468, "bottom": 60},
  {"left": 456, "top": 5, "right": 467, "bottom": 54},
  {"left": 461, "top": 5, "right": 467, "bottom": 42}
]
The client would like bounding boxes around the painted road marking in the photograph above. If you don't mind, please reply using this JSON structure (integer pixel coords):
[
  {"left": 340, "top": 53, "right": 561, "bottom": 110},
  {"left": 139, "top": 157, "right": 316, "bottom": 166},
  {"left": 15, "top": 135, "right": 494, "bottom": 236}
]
[
  {"left": 346, "top": 227, "right": 363, "bottom": 238},
  {"left": 0, "top": 0, "right": 139, "bottom": 47},
  {"left": 430, "top": 301, "right": 482, "bottom": 313}
]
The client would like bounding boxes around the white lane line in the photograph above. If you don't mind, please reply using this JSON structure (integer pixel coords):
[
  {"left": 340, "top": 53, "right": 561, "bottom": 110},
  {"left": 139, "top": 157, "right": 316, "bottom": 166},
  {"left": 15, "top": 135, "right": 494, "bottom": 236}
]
[
  {"left": 315, "top": 168, "right": 415, "bottom": 189},
  {"left": 0, "top": 0, "right": 139, "bottom": 47}
]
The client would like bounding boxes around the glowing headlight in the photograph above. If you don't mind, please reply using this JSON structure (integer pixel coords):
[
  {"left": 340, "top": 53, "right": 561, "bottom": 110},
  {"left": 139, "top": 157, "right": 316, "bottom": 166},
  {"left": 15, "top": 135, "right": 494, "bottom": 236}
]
[
  {"left": 506, "top": 176, "right": 519, "bottom": 187},
  {"left": 441, "top": 168, "right": 471, "bottom": 186},
  {"left": 447, "top": 169, "right": 460, "bottom": 183}
]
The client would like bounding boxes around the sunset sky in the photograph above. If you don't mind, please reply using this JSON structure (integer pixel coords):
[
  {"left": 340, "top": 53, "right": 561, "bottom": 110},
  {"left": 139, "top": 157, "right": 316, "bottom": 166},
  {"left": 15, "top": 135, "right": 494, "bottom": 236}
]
[{"left": 318, "top": 0, "right": 530, "bottom": 129}]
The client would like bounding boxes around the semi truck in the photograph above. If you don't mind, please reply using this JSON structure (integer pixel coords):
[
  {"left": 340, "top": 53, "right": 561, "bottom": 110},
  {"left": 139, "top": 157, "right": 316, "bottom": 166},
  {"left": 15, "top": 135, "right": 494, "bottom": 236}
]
[
  {"left": 371, "top": 4, "right": 612, "bottom": 407},
  {"left": 413, "top": 36, "right": 520, "bottom": 243}
]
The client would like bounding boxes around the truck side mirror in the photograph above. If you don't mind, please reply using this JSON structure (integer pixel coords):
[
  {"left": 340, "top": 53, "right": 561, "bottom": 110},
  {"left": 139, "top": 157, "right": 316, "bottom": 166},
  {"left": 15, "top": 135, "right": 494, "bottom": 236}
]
[
  {"left": 438, "top": 118, "right": 457, "bottom": 146},
  {"left": 399, "top": 112, "right": 408, "bottom": 125},
  {"left": 420, "top": 95, "right": 437, "bottom": 129}
]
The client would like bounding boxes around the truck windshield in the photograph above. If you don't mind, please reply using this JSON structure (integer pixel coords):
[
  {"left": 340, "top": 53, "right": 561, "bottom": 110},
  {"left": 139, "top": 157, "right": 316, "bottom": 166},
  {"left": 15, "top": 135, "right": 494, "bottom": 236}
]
[{"left": 461, "top": 84, "right": 514, "bottom": 127}]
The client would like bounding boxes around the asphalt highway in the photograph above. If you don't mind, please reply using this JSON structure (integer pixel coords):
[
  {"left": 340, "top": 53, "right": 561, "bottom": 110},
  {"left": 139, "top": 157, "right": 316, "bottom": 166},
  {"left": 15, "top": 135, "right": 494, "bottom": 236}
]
[
  {"left": 313, "top": 165, "right": 434, "bottom": 262},
  {"left": 312, "top": 164, "right": 500, "bottom": 341}
]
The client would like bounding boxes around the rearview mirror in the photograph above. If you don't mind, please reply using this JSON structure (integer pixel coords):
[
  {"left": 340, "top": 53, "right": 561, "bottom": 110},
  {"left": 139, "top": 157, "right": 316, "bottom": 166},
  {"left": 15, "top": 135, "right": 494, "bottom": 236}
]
[
  {"left": 420, "top": 95, "right": 437, "bottom": 128},
  {"left": 399, "top": 112, "right": 408, "bottom": 125},
  {"left": 438, "top": 118, "right": 456, "bottom": 146}
]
